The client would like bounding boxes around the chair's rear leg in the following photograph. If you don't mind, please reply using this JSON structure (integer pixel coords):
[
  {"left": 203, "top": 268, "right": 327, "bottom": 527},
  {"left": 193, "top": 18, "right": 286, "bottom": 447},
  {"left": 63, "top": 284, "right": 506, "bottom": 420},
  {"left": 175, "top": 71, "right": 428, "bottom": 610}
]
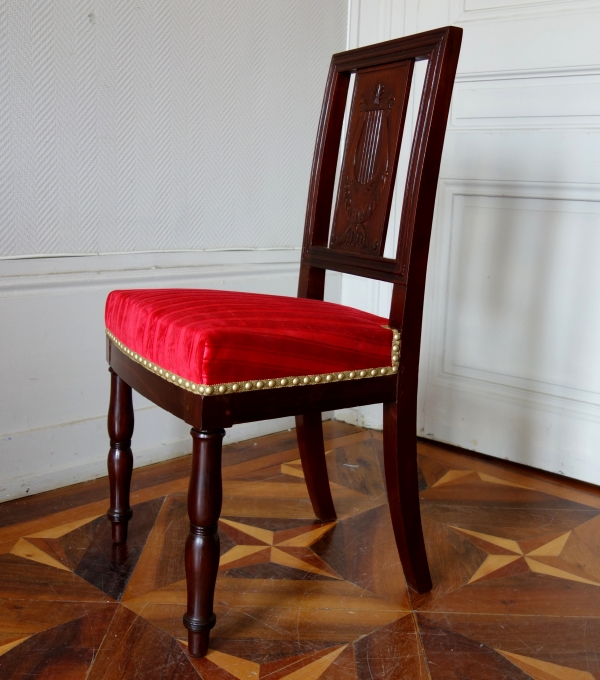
[
  {"left": 184, "top": 428, "right": 225, "bottom": 658},
  {"left": 107, "top": 368, "right": 134, "bottom": 544},
  {"left": 295, "top": 413, "right": 337, "bottom": 522},
  {"left": 383, "top": 401, "right": 432, "bottom": 593}
]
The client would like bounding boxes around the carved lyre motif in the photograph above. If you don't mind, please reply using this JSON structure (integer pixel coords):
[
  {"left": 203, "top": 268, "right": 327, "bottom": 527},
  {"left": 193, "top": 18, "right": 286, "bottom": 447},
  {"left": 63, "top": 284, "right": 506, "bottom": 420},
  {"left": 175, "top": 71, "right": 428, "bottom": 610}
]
[{"left": 331, "top": 83, "right": 396, "bottom": 252}]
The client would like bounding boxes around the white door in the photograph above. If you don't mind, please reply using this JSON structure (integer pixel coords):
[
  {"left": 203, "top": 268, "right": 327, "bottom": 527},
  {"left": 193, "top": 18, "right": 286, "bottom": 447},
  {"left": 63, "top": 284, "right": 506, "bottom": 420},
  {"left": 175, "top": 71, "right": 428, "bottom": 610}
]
[{"left": 339, "top": 0, "right": 600, "bottom": 484}]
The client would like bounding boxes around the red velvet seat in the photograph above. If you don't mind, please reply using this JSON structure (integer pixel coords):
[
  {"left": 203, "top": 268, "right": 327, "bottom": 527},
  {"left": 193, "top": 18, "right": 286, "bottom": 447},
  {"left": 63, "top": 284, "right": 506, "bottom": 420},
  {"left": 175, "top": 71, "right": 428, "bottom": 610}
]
[
  {"left": 104, "top": 28, "right": 462, "bottom": 658},
  {"left": 105, "top": 289, "right": 397, "bottom": 392}
]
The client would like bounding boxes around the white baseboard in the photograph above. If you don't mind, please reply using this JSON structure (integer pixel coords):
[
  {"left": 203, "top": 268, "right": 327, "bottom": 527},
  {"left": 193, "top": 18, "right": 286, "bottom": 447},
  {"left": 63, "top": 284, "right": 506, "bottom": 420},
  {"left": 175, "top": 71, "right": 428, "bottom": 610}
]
[
  {"left": 0, "top": 407, "right": 301, "bottom": 502},
  {"left": 334, "top": 404, "right": 383, "bottom": 430}
]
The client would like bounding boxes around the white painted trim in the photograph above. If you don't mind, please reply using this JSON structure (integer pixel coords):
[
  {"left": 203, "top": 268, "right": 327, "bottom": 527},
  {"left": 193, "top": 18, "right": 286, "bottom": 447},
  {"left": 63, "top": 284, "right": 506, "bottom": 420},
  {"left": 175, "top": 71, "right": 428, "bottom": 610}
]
[
  {"left": 347, "top": 0, "right": 361, "bottom": 49},
  {"left": 439, "top": 178, "right": 600, "bottom": 203},
  {"left": 0, "top": 247, "right": 302, "bottom": 262},
  {"left": 456, "top": 65, "right": 600, "bottom": 83},
  {"left": 0, "top": 247, "right": 300, "bottom": 277},
  {"left": 0, "top": 249, "right": 305, "bottom": 297},
  {"left": 335, "top": 404, "right": 383, "bottom": 430},
  {"left": 453, "top": 0, "right": 600, "bottom": 23}
]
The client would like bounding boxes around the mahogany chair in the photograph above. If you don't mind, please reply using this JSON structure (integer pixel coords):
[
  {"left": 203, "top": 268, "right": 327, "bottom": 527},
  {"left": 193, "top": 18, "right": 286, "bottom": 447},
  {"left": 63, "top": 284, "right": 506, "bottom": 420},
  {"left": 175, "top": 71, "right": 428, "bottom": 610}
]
[{"left": 104, "top": 26, "right": 462, "bottom": 657}]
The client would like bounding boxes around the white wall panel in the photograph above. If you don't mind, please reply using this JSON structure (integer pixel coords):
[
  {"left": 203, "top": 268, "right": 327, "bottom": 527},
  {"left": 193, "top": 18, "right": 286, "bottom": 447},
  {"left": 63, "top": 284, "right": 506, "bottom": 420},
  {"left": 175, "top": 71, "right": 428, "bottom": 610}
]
[{"left": 0, "top": 0, "right": 347, "bottom": 257}]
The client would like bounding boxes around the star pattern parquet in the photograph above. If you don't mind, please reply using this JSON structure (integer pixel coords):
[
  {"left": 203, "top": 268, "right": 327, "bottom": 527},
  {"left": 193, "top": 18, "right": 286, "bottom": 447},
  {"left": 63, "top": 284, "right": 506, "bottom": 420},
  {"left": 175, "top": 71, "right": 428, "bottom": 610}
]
[{"left": 1, "top": 421, "right": 600, "bottom": 678}]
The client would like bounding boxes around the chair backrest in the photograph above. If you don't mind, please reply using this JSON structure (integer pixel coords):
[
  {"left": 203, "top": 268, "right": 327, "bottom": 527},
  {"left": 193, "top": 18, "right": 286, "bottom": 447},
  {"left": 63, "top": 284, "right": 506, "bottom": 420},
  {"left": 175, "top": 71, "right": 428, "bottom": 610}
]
[{"left": 298, "top": 27, "right": 462, "bottom": 340}]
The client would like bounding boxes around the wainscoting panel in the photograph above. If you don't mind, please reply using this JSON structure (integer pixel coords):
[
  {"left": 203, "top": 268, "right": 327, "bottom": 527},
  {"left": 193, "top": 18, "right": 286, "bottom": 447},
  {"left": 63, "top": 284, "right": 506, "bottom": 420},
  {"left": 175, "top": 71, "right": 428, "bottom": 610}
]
[
  {"left": 442, "top": 183, "right": 600, "bottom": 401},
  {"left": 0, "top": 249, "right": 341, "bottom": 501},
  {"left": 452, "top": 68, "right": 600, "bottom": 129}
]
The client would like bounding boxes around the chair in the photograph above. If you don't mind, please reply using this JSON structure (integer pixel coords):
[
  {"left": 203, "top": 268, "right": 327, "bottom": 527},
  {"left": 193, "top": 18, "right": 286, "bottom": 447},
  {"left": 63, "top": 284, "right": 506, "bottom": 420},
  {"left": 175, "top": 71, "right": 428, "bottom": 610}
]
[{"left": 104, "top": 26, "right": 462, "bottom": 657}]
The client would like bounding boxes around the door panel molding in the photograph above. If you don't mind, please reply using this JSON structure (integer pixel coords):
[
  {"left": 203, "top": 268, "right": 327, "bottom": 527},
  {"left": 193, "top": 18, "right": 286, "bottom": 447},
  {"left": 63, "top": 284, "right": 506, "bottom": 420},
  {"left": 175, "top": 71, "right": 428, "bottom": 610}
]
[
  {"left": 426, "top": 179, "right": 600, "bottom": 422},
  {"left": 452, "top": 0, "right": 600, "bottom": 23},
  {"left": 451, "top": 69, "right": 600, "bottom": 129}
]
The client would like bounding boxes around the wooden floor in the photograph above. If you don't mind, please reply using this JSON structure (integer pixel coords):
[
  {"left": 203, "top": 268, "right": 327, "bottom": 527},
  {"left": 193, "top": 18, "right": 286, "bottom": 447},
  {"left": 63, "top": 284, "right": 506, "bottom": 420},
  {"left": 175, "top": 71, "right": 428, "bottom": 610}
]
[{"left": 1, "top": 422, "right": 600, "bottom": 679}]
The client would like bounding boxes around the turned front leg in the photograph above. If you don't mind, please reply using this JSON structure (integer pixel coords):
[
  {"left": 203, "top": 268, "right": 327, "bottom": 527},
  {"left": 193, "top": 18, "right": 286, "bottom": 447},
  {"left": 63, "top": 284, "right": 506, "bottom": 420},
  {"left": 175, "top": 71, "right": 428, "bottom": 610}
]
[
  {"left": 107, "top": 368, "right": 134, "bottom": 544},
  {"left": 184, "top": 428, "right": 225, "bottom": 657}
]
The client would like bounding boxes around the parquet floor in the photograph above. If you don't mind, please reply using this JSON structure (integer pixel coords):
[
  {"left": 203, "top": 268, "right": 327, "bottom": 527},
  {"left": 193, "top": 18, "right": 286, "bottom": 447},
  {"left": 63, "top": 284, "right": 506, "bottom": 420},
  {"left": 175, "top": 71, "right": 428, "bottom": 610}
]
[{"left": 1, "top": 421, "right": 600, "bottom": 679}]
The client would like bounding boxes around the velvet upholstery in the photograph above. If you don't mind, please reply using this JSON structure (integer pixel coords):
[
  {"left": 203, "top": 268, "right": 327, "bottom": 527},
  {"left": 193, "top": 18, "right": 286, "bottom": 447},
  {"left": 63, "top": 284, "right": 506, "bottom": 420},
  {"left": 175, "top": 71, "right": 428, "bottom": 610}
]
[{"left": 105, "top": 289, "right": 395, "bottom": 388}]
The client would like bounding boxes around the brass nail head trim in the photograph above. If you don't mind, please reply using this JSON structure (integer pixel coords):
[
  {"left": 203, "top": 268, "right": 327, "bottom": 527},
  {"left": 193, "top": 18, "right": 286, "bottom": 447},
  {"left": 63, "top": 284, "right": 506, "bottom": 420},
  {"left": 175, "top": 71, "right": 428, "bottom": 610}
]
[{"left": 106, "top": 326, "right": 400, "bottom": 397}]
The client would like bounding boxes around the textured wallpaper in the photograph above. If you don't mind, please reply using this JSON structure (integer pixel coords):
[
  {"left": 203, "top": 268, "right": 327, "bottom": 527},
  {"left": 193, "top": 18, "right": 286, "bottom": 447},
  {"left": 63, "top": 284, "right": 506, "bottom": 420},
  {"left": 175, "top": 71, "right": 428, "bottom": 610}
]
[{"left": 0, "top": 0, "right": 347, "bottom": 257}]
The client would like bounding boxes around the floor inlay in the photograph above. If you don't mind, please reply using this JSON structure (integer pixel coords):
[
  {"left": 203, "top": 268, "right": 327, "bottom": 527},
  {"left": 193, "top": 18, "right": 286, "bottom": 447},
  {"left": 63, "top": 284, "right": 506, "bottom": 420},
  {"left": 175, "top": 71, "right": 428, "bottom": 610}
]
[{"left": 1, "top": 421, "right": 600, "bottom": 678}]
